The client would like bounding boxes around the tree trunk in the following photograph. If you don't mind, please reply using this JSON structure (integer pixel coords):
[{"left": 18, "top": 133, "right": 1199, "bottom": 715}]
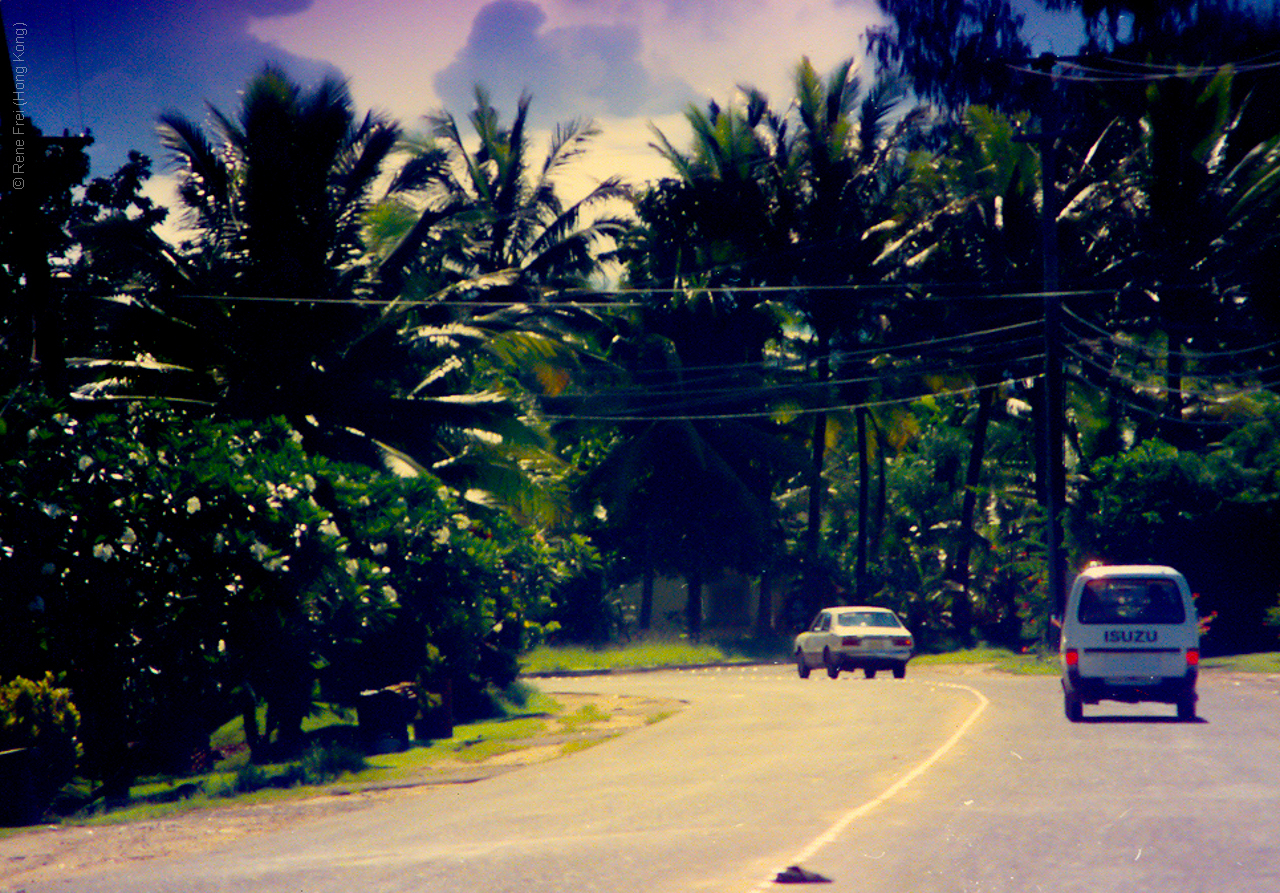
[
  {"left": 804, "top": 334, "right": 830, "bottom": 617},
  {"left": 756, "top": 569, "right": 773, "bottom": 635},
  {"left": 639, "top": 523, "right": 655, "bottom": 630},
  {"left": 874, "top": 419, "right": 887, "bottom": 548},
  {"left": 237, "top": 688, "right": 260, "bottom": 754},
  {"left": 686, "top": 568, "right": 703, "bottom": 642},
  {"left": 951, "top": 386, "right": 994, "bottom": 645},
  {"left": 855, "top": 407, "right": 870, "bottom": 599},
  {"left": 1167, "top": 327, "right": 1187, "bottom": 434}
]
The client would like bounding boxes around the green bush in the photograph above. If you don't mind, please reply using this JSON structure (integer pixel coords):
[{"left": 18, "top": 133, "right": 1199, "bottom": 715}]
[
  {"left": 231, "top": 762, "right": 269, "bottom": 794},
  {"left": 298, "top": 741, "right": 366, "bottom": 785},
  {"left": 0, "top": 673, "right": 83, "bottom": 810}
]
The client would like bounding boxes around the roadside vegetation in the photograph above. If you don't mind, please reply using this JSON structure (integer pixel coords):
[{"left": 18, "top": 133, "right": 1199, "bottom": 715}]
[{"left": 43, "top": 683, "right": 649, "bottom": 827}]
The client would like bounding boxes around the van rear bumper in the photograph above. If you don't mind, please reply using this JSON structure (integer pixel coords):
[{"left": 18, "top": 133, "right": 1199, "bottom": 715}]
[{"left": 1064, "top": 668, "right": 1197, "bottom": 705}]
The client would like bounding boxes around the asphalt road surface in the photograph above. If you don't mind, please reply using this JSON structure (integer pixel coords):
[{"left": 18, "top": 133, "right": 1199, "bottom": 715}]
[{"left": 8, "top": 664, "right": 1280, "bottom": 893}]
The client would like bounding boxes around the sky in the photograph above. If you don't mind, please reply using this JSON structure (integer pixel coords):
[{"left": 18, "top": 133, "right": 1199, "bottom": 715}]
[{"left": 2, "top": 0, "right": 1083, "bottom": 208}]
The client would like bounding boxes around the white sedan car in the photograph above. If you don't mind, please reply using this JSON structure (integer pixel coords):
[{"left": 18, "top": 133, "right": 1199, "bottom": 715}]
[{"left": 795, "top": 606, "right": 914, "bottom": 679}]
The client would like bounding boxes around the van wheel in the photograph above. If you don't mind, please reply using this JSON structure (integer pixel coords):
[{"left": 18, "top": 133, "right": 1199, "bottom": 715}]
[
  {"left": 892, "top": 663, "right": 906, "bottom": 679},
  {"left": 1177, "top": 693, "right": 1197, "bottom": 722},
  {"left": 796, "top": 649, "right": 810, "bottom": 679},
  {"left": 1064, "top": 690, "right": 1083, "bottom": 722},
  {"left": 824, "top": 648, "right": 840, "bottom": 679},
  {"left": 863, "top": 668, "right": 877, "bottom": 679}
]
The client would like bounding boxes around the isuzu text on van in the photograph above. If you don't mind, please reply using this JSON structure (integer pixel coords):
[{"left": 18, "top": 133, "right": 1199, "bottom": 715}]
[{"left": 1060, "top": 565, "right": 1200, "bottom": 722}]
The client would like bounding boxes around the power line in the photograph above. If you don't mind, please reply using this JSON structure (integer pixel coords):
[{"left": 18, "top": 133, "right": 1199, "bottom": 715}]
[
  {"left": 1009, "top": 56, "right": 1280, "bottom": 84},
  {"left": 1061, "top": 307, "right": 1280, "bottom": 362},
  {"left": 557, "top": 347, "right": 1046, "bottom": 417},
  {"left": 111, "top": 285, "right": 1115, "bottom": 306},
  {"left": 611, "top": 319, "right": 1045, "bottom": 387},
  {"left": 541, "top": 376, "right": 1044, "bottom": 423},
  {"left": 1063, "top": 340, "right": 1280, "bottom": 402}
]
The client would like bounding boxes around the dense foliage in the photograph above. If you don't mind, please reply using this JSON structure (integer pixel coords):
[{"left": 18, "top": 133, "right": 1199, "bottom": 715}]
[{"left": 0, "top": 396, "right": 584, "bottom": 789}]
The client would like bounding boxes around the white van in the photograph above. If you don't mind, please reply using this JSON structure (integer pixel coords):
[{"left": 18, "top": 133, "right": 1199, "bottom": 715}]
[{"left": 1060, "top": 564, "right": 1200, "bottom": 722}]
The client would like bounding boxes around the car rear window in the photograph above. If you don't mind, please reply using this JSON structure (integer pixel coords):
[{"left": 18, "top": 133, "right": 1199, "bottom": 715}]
[
  {"left": 1077, "top": 578, "right": 1186, "bottom": 625},
  {"left": 838, "top": 611, "right": 900, "bottom": 628}
]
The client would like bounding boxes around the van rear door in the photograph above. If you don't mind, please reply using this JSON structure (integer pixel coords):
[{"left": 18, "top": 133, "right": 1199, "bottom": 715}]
[{"left": 1072, "top": 574, "right": 1195, "bottom": 680}]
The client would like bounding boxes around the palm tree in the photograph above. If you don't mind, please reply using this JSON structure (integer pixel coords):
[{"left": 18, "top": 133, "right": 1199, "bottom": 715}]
[
  {"left": 74, "top": 70, "right": 572, "bottom": 503},
  {"left": 152, "top": 65, "right": 401, "bottom": 420},
  {"left": 787, "top": 59, "right": 912, "bottom": 607},
  {"left": 373, "top": 87, "right": 633, "bottom": 302},
  {"left": 642, "top": 59, "right": 916, "bottom": 614},
  {"left": 872, "top": 105, "right": 1051, "bottom": 641},
  {"left": 1129, "top": 71, "right": 1280, "bottom": 427}
]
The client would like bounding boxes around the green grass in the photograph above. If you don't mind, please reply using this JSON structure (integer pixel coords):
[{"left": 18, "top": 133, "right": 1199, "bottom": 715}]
[
  {"left": 1203, "top": 652, "right": 1280, "bottom": 673},
  {"left": 912, "top": 646, "right": 1061, "bottom": 675},
  {"left": 520, "top": 637, "right": 747, "bottom": 674},
  {"left": 560, "top": 737, "right": 614, "bottom": 757},
  {"left": 522, "top": 638, "right": 1068, "bottom": 676},
  {"left": 60, "top": 689, "right": 605, "bottom": 826}
]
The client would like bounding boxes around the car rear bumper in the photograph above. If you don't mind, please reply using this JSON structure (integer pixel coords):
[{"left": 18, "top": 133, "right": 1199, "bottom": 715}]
[
  {"left": 1064, "top": 668, "right": 1197, "bottom": 705},
  {"left": 833, "top": 651, "right": 912, "bottom": 670}
]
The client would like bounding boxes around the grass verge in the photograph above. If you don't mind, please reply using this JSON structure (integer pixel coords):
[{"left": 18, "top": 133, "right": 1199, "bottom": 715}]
[
  {"left": 522, "top": 638, "right": 1064, "bottom": 676},
  {"left": 1203, "top": 652, "right": 1280, "bottom": 673},
  {"left": 912, "top": 647, "right": 1061, "bottom": 675},
  {"left": 57, "top": 687, "right": 631, "bottom": 827},
  {"left": 520, "top": 637, "right": 751, "bottom": 674}
]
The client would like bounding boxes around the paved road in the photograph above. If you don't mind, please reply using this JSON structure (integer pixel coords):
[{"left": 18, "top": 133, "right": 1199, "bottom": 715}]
[{"left": 9, "top": 665, "right": 1280, "bottom": 892}]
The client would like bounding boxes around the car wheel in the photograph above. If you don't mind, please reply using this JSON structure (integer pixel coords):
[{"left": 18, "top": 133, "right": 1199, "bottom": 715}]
[
  {"left": 1064, "top": 690, "right": 1083, "bottom": 723},
  {"left": 863, "top": 668, "right": 877, "bottom": 679},
  {"left": 1177, "top": 692, "right": 1197, "bottom": 722},
  {"left": 796, "top": 649, "right": 810, "bottom": 679},
  {"left": 892, "top": 663, "right": 906, "bottom": 679},
  {"left": 823, "top": 648, "right": 840, "bottom": 679}
]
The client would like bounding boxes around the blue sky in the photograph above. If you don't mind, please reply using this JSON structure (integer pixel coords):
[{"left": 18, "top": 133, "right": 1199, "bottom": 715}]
[{"left": 3, "top": 0, "right": 1083, "bottom": 197}]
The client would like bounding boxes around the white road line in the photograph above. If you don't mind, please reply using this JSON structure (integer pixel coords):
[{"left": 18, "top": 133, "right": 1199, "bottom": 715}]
[{"left": 748, "top": 681, "right": 990, "bottom": 892}]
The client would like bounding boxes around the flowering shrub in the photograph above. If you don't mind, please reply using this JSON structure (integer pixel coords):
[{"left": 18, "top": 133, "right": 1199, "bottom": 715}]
[
  {"left": 0, "top": 395, "right": 583, "bottom": 779},
  {"left": 0, "top": 673, "right": 82, "bottom": 815}
]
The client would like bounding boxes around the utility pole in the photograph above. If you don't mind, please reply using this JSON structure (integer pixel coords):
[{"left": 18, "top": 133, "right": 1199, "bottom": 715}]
[{"left": 1014, "top": 53, "right": 1069, "bottom": 633}]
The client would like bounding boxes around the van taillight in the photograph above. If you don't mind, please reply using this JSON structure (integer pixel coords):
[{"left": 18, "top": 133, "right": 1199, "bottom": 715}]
[
  {"left": 842, "top": 637, "right": 861, "bottom": 647},
  {"left": 1186, "top": 649, "right": 1200, "bottom": 666},
  {"left": 893, "top": 637, "right": 913, "bottom": 648},
  {"left": 1064, "top": 648, "right": 1079, "bottom": 667}
]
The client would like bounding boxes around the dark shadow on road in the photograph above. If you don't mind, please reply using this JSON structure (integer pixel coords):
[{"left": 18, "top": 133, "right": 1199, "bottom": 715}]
[{"left": 1078, "top": 714, "right": 1208, "bottom": 724}]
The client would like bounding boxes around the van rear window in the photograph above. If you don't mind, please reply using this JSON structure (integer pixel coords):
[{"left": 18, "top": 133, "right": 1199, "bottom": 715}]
[{"left": 1077, "top": 578, "right": 1186, "bottom": 624}]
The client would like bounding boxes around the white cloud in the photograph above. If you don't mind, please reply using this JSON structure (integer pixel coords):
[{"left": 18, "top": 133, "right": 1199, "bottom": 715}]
[{"left": 433, "top": 0, "right": 695, "bottom": 125}]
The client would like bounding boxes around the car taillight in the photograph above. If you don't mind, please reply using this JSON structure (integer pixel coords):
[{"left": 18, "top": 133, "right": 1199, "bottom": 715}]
[
  {"left": 1064, "top": 648, "right": 1079, "bottom": 667},
  {"left": 893, "top": 637, "right": 913, "bottom": 648},
  {"left": 1186, "top": 649, "right": 1200, "bottom": 667},
  {"left": 842, "top": 637, "right": 861, "bottom": 647}
]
